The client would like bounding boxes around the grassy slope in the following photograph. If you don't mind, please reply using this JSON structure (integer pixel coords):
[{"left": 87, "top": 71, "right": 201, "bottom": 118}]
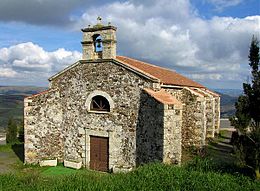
[
  {"left": 0, "top": 131, "right": 259, "bottom": 191},
  {"left": 0, "top": 163, "right": 259, "bottom": 191}
]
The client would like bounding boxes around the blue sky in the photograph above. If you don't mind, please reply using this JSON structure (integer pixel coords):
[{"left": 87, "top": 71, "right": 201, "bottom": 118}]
[
  {"left": 0, "top": 0, "right": 259, "bottom": 89},
  {"left": 191, "top": 0, "right": 259, "bottom": 18}
]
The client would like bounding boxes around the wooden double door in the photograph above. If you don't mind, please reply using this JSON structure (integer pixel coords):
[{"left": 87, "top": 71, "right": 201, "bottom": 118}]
[{"left": 90, "top": 136, "right": 109, "bottom": 172}]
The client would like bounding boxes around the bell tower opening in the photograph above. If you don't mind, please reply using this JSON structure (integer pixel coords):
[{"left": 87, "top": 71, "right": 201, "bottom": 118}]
[
  {"left": 81, "top": 17, "right": 117, "bottom": 60},
  {"left": 93, "top": 34, "right": 103, "bottom": 53}
]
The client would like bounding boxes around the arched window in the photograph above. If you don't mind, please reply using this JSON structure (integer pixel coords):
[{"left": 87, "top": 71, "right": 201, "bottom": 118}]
[
  {"left": 85, "top": 90, "right": 114, "bottom": 113},
  {"left": 90, "top": 95, "right": 110, "bottom": 112},
  {"left": 93, "top": 34, "right": 103, "bottom": 52}
]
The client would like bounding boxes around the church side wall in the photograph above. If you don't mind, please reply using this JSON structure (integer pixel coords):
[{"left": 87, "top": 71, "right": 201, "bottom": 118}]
[
  {"left": 205, "top": 97, "right": 215, "bottom": 138},
  {"left": 196, "top": 89, "right": 217, "bottom": 139},
  {"left": 214, "top": 96, "right": 221, "bottom": 134},
  {"left": 24, "top": 89, "right": 63, "bottom": 164},
  {"left": 164, "top": 88, "right": 206, "bottom": 147},
  {"left": 50, "top": 61, "right": 155, "bottom": 171}
]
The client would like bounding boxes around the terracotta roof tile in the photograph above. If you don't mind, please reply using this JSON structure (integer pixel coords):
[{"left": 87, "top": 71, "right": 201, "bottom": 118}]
[
  {"left": 116, "top": 56, "right": 204, "bottom": 88},
  {"left": 25, "top": 89, "right": 54, "bottom": 99},
  {"left": 144, "top": 88, "right": 182, "bottom": 106}
]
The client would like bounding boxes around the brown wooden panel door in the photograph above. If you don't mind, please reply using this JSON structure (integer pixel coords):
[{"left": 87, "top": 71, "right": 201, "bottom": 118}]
[{"left": 90, "top": 136, "right": 109, "bottom": 172}]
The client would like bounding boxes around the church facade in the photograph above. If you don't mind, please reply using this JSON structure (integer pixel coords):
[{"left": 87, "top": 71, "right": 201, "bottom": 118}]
[{"left": 24, "top": 19, "right": 220, "bottom": 172}]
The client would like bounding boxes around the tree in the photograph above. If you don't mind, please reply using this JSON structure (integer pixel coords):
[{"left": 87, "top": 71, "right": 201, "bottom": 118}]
[
  {"left": 18, "top": 120, "right": 24, "bottom": 142},
  {"left": 6, "top": 117, "right": 18, "bottom": 144},
  {"left": 231, "top": 36, "right": 260, "bottom": 179}
]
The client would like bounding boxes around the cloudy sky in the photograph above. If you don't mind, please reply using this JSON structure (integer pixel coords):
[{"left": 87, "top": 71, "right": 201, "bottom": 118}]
[{"left": 0, "top": 0, "right": 259, "bottom": 89}]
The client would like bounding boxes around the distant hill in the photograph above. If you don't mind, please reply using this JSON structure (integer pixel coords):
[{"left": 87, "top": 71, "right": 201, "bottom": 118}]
[
  {"left": 214, "top": 89, "right": 242, "bottom": 118},
  {"left": 214, "top": 89, "right": 242, "bottom": 97},
  {"left": 0, "top": 86, "right": 46, "bottom": 95},
  {"left": 0, "top": 86, "right": 47, "bottom": 130},
  {"left": 0, "top": 86, "right": 242, "bottom": 130}
]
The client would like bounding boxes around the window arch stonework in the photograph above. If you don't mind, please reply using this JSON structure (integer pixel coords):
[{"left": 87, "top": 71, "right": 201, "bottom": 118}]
[{"left": 85, "top": 90, "right": 114, "bottom": 113}]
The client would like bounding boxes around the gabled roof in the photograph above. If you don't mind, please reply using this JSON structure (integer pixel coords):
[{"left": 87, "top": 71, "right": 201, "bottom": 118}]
[
  {"left": 48, "top": 56, "right": 205, "bottom": 89},
  {"left": 116, "top": 56, "right": 204, "bottom": 88},
  {"left": 144, "top": 88, "right": 182, "bottom": 106}
]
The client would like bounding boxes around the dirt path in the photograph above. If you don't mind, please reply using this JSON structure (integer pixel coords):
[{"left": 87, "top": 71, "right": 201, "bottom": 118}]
[
  {"left": 0, "top": 151, "right": 18, "bottom": 174},
  {"left": 207, "top": 130, "right": 236, "bottom": 165},
  {"left": 0, "top": 144, "right": 24, "bottom": 174}
]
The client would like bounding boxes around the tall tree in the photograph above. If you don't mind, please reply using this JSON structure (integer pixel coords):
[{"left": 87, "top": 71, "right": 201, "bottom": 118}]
[
  {"left": 231, "top": 36, "right": 260, "bottom": 179},
  {"left": 244, "top": 36, "right": 260, "bottom": 125},
  {"left": 6, "top": 117, "right": 17, "bottom": 144}
]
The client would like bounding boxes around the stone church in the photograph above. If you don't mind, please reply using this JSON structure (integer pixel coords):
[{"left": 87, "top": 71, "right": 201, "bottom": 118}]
[{"left": 24, "top": 18, "right": 220, "bottom": 172}]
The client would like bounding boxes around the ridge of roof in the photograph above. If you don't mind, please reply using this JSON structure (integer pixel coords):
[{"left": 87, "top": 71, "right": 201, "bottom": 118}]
[
  {"left": 116, "top": 56, "right": 205, "bottom": 88},
  {"left": 144, "top": 88, "right": 182, "bottom": 106}
]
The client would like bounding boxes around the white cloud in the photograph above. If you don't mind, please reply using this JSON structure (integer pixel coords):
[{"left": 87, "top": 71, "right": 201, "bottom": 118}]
[
  {"left": 0, "top": 42, "right": 81, "bottom": 85},
  {"left": 189, "top": 73, "right": 222, "bottom": 80},
  {"left": 205, "top": 0, "right": 244, "bottom": 11},
  {"left": 0, "top": 68, "right": 17, "bottom": 77},
  {"left": 74, "top": 1, "right": 259, "bottom": 88},
  {"left": 0, "top": 0, "right": 259, "bottom": 88}
]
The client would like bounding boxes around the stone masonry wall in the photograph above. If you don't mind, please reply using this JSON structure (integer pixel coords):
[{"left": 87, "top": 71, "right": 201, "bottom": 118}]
[
  {"left": 205, "top": 96, "right": 215, "bottom": 138},
  {"left": 24, "top": 89, "right": 63, "bottom": 164},
  {"left": 214, "top": 96, "right": 220, "bottom": 134},
  {"left": 195, "top": 89, "right": 216, "bottom": 139},
  {"left": 201, "top": 89, "right": 220, "bottom": 135},
  {"left": 163, "top": 103, "right": 182, "bottom": 164},
  {"left": 164, "top": 88, "right": 206, "bottom": 147},
  {"left": 136, "top": 91, "right": 165, "bottom": 165},
  {"left": 24, "top": 59, "right": 219, "bottom": 170},
  {"left": 82, "top": 28, "right": 116, "bottom": 60},
  {"left": 136, "top": 90, "right": 182, "bottom": 165},
  {"left": 49, "top": 60, "right": 155, "bottom": 171}
]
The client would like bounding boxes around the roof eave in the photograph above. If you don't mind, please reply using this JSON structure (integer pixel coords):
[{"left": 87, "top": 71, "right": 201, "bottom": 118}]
[
  {"left": 48, "top": 59, "right": 160, "bottom": 83},
  {"left": 161, "top": 83, "right": 205, "bottom": 89},
  {"left": 48, "top": 61, "right": 81, "bottom": 81}
]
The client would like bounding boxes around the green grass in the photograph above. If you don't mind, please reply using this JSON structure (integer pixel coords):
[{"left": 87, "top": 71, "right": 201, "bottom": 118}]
[
  {"left": 41, "top": 165, "right": 78, "bottom": 176},
  {"left": 0, "top": 163, "right": 259, "bottom": 191},
  {"left": 0, "top": 144, "right": 12, "bottom": 152}
]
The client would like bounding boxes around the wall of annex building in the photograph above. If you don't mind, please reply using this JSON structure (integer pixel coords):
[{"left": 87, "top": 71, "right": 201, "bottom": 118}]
[
  {"left": 24, "top": 89, "right": 63, "bottom": 164},
  {"left": 136, "top": 90, "right": 183, "bottom": 166}
]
